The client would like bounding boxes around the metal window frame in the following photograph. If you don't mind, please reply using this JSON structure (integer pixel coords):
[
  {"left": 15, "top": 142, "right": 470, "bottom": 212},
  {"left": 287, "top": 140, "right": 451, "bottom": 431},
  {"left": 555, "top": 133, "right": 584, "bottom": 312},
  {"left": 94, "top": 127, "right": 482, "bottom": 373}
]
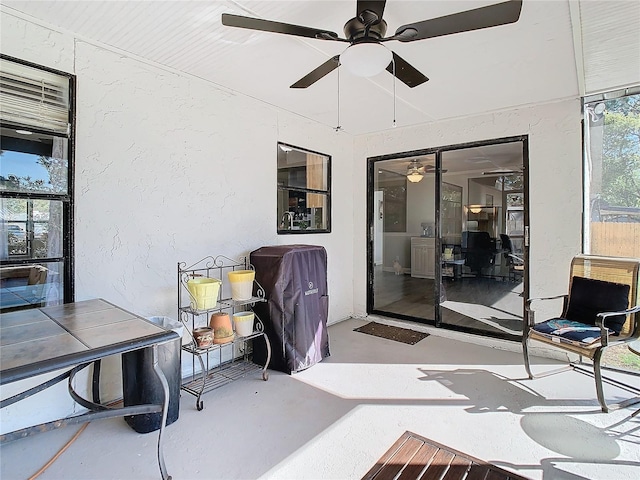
[
  {"left": 276, "top": 142, "right": 332, "bottom": 234},
  {"left": 0, "top": 54, "right": 75, "bottom": 304}
]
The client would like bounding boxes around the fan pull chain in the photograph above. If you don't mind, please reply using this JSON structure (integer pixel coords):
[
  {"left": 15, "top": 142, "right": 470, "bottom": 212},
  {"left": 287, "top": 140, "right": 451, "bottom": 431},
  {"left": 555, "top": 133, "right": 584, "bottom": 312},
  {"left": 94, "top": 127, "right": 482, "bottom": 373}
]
[
  {"left": 392, "top": 56, "right": 397, "bottom": 128},
  {"left": 335, "top": 65, "right": 342, "bottom": 132}
]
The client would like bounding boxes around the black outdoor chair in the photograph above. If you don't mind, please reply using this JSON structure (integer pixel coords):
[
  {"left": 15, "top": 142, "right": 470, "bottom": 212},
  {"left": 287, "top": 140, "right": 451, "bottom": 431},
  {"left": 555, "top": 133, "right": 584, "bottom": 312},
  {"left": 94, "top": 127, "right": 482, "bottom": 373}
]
[{"left": 523, "top": 254, "right": 640, "bottom": 412}]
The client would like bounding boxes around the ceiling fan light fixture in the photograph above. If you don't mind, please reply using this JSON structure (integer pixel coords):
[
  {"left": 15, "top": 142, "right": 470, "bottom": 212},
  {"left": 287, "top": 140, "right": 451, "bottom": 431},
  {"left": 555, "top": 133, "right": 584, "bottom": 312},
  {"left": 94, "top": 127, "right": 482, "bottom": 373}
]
[
  {"left": 340, "top": 42, "right": 392, "bottom": 77},
  {"left": 407, "top": 171, "right": 423, "bottom": 183}
]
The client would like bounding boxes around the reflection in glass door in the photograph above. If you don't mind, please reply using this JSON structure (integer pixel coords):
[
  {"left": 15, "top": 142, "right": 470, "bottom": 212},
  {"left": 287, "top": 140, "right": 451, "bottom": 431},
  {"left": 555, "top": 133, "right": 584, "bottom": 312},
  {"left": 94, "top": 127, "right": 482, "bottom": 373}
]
[
  {"left": 368, "top": 138, "right": 527, "bottom": 341},
  {"left": 438, "top": 141, "right": 526, "bottom": 340},
  {"left": 370, "top": 155, "right": 437, "bottom": 322}
]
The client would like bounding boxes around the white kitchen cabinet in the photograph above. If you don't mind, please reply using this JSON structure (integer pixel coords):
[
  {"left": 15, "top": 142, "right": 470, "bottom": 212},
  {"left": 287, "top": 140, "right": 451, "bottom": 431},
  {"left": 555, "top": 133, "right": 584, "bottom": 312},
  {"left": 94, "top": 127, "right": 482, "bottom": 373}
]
[{"left": 411, "top": 237, "right": 435, "bottom": 279}]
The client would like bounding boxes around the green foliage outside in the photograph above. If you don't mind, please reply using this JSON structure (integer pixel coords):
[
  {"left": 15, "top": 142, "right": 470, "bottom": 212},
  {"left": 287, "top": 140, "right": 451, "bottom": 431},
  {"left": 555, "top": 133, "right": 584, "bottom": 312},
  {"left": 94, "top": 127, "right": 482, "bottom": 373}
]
[{"left": 601, "top": 95, "right": 640, "bottom": 209}]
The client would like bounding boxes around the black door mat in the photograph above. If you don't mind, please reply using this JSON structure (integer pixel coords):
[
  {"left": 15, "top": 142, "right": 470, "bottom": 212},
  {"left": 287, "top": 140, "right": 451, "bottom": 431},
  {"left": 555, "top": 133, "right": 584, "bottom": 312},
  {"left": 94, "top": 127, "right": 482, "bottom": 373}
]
[{"left": 354, "top": 322, "right": 430, "bottom": 345}]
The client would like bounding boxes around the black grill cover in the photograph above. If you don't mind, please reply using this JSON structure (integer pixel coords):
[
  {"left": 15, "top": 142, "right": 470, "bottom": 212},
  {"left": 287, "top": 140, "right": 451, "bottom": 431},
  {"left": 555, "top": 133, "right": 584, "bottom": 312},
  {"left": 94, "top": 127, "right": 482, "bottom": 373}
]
[{"left": 250, "top": 245, "right": 329, "bottom": 374}]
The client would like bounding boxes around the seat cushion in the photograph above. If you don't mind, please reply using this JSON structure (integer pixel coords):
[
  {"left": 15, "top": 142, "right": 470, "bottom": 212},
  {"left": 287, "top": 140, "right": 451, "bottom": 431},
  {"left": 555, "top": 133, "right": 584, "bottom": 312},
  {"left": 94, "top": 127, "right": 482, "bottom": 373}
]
[
  {"left": 532, "top": 318, "right": 602, "bottom": 346},
  {"left": 565, "top": 276, "right": 630, "bottom": 333}
]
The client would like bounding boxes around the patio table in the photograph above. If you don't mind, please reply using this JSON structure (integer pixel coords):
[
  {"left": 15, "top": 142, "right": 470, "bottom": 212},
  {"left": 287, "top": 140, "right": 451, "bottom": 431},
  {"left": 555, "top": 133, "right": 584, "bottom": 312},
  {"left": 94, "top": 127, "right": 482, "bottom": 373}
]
[
  {"left": 0, "top": 298, "right": 178, "bottom": 479},
  {"left": 0, "top": 284, "right": 47, "bottom": 310}
]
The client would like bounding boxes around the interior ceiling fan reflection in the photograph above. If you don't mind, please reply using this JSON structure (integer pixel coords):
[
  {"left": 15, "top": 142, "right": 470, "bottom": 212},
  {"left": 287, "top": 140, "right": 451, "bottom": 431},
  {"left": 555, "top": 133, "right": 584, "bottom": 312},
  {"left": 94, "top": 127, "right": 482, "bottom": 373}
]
[
  {"left": 406, "top": 159, "right": 448, "bottom": 183},
  {"left": 222, "top": 0, "right": 523, "bottom": 88},
  {"left": 377, "top": 164, "right": 444, "bottom": 179},
  {"left": 407, "top": 160, "right": 447, "bottom": 174},
  {"left": 408, "top": 160, "right": 431, "bottom": 175},
  {"left": 481, "top": 168, "right": 522, "bottom": 176}
]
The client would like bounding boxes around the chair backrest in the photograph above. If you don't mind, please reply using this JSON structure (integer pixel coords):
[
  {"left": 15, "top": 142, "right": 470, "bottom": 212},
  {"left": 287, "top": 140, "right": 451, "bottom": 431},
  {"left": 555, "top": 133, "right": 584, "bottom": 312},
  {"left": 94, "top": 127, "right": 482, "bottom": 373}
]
[
  {"left": 27, "top": 266, "right": 48, "bottom": 286},
  {"left": 500, "top": 234, "right": 512, "bottom": 253},
  {"left": 500, "top": 234, "right": 514, "bottom": 265},
  {"left": 568, "top": 255, "right": 640, "bottom": 337},
  {"left": 462, "top": 231, "right": 495, "bottom": 273},
  {"left": 464, "top": 231, "right": 492, "bottom": 250}
]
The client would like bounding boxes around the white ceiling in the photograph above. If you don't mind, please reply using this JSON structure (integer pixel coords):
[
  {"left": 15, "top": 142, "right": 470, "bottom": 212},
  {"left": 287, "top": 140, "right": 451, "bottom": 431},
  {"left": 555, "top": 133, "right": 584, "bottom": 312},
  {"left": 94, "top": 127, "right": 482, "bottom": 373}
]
[{"left": 2, "top": 1, "right": 639, "bottom": 135}]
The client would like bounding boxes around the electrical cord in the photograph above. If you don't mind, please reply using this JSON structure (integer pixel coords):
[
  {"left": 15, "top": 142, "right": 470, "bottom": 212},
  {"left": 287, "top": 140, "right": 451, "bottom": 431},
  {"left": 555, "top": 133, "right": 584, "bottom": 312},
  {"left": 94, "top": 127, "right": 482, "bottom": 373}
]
[
  {"left": 28, "top": 422, "right": 90, "bottom": 480},
  {"left": 27, "top": 397, "right": 123, "bottom": 479}
]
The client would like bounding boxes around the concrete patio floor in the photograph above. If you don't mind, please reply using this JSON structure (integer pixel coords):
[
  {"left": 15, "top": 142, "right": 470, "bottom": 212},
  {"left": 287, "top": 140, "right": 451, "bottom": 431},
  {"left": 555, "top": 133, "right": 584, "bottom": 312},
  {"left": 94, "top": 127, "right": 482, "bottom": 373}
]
[{"left": 1, "top": 317, "right": 639, "bottom": 480}]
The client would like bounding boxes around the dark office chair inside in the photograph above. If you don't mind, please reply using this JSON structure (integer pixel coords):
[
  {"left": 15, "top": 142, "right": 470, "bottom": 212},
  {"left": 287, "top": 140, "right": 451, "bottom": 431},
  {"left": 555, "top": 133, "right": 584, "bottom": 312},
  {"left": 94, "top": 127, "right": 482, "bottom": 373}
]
[
  {"left": 462, "top": 231, "right": 496, "bottom": 277},
  {"left": 500, "top": 234, "right": 524, "bottom": 281}
]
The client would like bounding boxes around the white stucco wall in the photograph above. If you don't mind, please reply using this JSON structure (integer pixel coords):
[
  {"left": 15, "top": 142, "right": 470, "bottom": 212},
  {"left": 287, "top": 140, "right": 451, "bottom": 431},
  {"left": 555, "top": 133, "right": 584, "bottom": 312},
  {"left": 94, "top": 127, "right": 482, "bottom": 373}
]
[
  {"left": 71, "top": 40, "right": 355, "bottom": 324},
  {"left": 2, "top": 10, "right": 583, "bottom": 435},
  {"left": 353, "top": 100, "right": 583, "bottom": 316},
  {"left": 1, "top": 12, "right": 355, "bottom": 433}
]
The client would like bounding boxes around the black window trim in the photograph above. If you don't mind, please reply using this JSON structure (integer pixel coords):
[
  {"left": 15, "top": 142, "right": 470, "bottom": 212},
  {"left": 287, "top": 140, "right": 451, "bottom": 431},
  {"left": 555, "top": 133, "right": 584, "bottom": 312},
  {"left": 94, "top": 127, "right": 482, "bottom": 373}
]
[
  {"left": 277, "top": 142, "right": 332, "bottom": 234},
  {"left": 0, "top": 54, "right": 75, "bottom": 304}
]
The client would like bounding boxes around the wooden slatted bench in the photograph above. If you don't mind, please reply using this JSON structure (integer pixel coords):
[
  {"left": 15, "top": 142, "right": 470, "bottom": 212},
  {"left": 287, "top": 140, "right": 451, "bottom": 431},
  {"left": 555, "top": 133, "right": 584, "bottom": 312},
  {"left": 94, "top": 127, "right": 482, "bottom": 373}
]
[{"left": 363, "top": 431, "right": 530, "bottom": 480}]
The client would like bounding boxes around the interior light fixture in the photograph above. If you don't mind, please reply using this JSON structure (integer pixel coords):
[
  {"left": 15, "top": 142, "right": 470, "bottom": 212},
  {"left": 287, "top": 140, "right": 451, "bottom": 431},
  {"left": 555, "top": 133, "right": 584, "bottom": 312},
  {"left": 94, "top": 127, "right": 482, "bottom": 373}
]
[
  {"left": 469, "top": 205, "right": 483, "bottom": 214},
  {"left": 407, "top": 171, "right": 423, "bottom": 183},
  {"left": 15, "top": 129, "right": 33, "bottom": 135},
  {"left": 279, "top": 145, "right": 293, "bottom": 152},
  {"left": 340, "top": 42, "right": 392, "bottom": 77},
  {"left": 406, "top": 159, "right": 424, "bottom": 183}
]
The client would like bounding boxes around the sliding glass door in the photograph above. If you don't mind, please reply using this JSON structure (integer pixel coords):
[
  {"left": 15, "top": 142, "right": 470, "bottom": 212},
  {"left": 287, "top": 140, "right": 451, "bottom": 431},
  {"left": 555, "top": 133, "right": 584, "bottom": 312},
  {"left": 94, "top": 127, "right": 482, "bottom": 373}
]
[
  {"left": 370, "top": 155, "right": 437, "bottom": 321},
  {"left": 438, "top": 141, "right": 526, "bottom": 340},
  {"left": 367, "top": 137, "right": 528, "bottom": 341}
]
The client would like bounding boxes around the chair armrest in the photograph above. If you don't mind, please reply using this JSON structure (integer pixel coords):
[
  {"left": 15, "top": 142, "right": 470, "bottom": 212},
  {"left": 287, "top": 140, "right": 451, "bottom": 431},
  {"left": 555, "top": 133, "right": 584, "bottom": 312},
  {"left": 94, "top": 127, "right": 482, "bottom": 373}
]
[
  {"left": 508, "top": 253, "right": 524, "bottom": 264},
  {"left": 525, "top": 294, "right": 567, "bottom": 311},
  {"left": 595, "top": 305, "right": 640, "bottom": 345},
  {"left": 524, "top": 294, "right": 567, "bottom": 329}
]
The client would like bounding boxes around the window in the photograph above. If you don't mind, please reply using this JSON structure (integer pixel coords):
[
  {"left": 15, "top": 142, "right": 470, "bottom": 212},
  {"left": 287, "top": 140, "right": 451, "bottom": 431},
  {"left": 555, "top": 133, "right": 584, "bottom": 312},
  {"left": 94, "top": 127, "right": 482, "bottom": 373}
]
[
  {"left": 501, "top": 175, "right": 525, "bottom": 254},
  {"left": 584, "top": 87, "right": 640, "bottom": 258},
  {"left": 441, "top": 182, "right": 462, "bottom": 245},
  {"left": 277, "top": 143, "right": 330, "bottom": 233},
  {"left": 378, "top": 169, "right": 407, "bottom": 233},
  {"left": 1, "top": 55, "right": 74, "bottom": 312}
]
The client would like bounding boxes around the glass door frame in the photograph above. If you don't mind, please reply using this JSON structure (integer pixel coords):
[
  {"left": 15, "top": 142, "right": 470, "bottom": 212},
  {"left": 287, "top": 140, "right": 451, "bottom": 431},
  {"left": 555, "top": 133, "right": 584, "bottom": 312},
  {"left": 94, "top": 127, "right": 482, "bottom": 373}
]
[{"left": 366, "top": 135, "right": 530, "bottom": 341}]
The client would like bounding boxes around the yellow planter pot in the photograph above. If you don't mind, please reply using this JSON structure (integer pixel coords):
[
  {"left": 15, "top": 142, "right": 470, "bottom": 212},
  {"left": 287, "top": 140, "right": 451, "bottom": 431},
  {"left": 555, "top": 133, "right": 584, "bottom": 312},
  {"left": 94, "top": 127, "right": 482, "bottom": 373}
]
[{"left": 186, "top": 277, "right": 221, "bottom": 310}]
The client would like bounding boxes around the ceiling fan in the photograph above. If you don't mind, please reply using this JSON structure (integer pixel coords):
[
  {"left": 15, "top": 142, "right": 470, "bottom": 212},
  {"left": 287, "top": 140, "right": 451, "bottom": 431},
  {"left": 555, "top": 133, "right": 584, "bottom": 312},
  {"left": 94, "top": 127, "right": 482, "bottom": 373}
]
[
  {"left": 222, "top": 0, "right": 523, "bottom": 89},
  {"left": 407, "top": 159, "right": 447, "bottom": 182},
  {"left": 482, "top": 168, "right": 522, "bottom": 176}
]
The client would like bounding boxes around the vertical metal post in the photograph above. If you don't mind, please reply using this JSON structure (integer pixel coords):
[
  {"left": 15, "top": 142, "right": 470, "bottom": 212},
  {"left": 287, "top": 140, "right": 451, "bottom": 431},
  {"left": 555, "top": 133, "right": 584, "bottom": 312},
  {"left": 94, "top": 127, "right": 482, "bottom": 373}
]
[{"left": 151, "top": 344, "right": 172, "bottom": 480}]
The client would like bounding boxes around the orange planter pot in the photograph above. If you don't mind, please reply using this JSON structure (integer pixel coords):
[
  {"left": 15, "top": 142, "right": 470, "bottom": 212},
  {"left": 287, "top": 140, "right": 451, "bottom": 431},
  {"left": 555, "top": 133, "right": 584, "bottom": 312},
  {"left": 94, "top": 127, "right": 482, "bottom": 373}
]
[{"left": 209, "top": 312, "right": 234, "bottom": 344}]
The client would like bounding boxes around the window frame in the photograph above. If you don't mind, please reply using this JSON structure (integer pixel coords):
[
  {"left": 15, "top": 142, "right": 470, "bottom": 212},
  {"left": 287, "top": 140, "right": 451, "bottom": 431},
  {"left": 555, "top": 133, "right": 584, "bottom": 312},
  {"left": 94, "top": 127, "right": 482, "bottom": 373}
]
[
  {"left": 277, "top": 142, "right": 331, "bottom": 234},
  {"left": 441, "top": 181, "right": 462, "bottom": 245},
  {"left": 0, "top": 54, "right": 75, "bottom": 306},
  {"left": 582, "top": 86, "right": 640, "bottom": 258}
]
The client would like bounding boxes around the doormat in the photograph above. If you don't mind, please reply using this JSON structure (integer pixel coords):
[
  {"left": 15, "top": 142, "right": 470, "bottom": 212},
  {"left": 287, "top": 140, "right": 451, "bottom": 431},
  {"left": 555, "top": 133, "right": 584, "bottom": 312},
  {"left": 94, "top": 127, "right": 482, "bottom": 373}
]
[
  {"left": 353, "top": 322, "right": 429, "bottom": 345},
  {"left": 362, "top": 431, "right": 531, "bottom": 480}
]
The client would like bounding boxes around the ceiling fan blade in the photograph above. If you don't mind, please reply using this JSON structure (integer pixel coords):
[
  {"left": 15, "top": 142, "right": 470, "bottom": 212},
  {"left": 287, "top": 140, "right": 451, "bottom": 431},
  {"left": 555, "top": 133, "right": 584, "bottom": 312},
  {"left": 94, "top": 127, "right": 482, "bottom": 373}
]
[
  {"left": 378, "top": 167, "right": 406, "bottom": 178},
  {"left": 222, "top": 13, "right": 343, "bottom": 41},
  {"left": 290, "top": 56, "right": 340, "bottom": 88},
  {"left": 386, "top": 52, "right": 429, "bottom": 88},
  {"left": 482, "top": 169, "right": 520, "bottom": 176},
  {"left": 394, "top": 0, "right": 523, "bottom": 42},
  {"left": 356, "top": 1, "right": 387, "bottom": 22}
]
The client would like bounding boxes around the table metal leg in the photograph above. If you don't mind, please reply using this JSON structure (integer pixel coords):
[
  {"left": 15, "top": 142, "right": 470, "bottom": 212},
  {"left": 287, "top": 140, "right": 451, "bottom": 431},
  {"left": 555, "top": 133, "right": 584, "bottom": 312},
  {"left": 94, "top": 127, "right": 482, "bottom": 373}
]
[
  {"left": 151, "top": 344, "right": 172, "bottom": 480},
  {"left": 92, "top": 360, "right": 101, "bottom": 404},
  {"left": 0, "top": 370, "right": 71, "bottom": 409}
]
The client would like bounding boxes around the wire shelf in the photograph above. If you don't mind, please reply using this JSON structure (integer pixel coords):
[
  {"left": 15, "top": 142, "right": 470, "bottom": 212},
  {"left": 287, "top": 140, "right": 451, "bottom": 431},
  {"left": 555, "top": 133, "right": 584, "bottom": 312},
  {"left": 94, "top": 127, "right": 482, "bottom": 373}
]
[{"left": 181, "top": 361, "right": 264, "bottom": 397}]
